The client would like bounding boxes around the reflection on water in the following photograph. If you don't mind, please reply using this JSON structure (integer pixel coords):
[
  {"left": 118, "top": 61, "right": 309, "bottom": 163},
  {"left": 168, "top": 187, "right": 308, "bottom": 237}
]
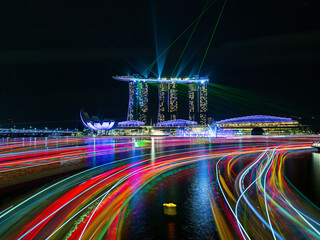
[
  {"left": 167, "top": 222, "right": 177, "bottom": 240},
  {"left": 122, "top": 165, "right": 218, "bottom": 240},
  {"left": 285, "top": 150, "right": 320, "bottom": 206},
  {"left": 184, "top": 160, "right": 217, "bottom": 240},
  {"left": 312, "top": 153, "right": 320, "bottom": 202},
  {"left": 151, "top": 137, "right": 155, "bottom": 163}
]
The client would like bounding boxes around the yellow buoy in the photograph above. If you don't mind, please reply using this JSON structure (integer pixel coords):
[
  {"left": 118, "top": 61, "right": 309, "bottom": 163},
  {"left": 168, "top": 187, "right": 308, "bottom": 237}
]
[{"left": 163, "top": 203, "right": 177, "bottom": 216}]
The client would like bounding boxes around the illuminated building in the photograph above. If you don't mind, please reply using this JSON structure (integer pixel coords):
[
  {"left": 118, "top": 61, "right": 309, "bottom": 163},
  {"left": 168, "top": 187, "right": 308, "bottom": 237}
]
[
  {"left": 156, "top": 119, "right": 198, "bottom": 127},
  {"left": 188, "top": 81, "right": 208, "bottom": 125},
  {"left": 158, "top": 82, "right": 178, "bottom": 122},
  {"left": 199, "top": 82, "right": 208, "bottom": 124},
  {"left": 127, "top": 81, "right": 137, "bottom": 121},
  {"left": 216, "top": 115, "right": 301, "bottom": 135},
  {"left": 127, "top": 80, "right": 148, "bottom": 123},
  {"left": 139, "top": 81, "right": 148, "bottom": 123},
  {"left": 168, "top": 83, "right": 178, "bottom": 120},
  {"left": 188, "top": 83, "right": 196, "bottom": 122},
  {"left": 158, "top": 82, "right": 167, "bottom": 123},
  {"left": 113, "top": 75, "right": 209, "bottom": 124},
  {"left": 117, "top": 120, "right": 146, "bottom": 127},
  {"left": 80, "top": 110, "right": 117, "bottom": 131}
]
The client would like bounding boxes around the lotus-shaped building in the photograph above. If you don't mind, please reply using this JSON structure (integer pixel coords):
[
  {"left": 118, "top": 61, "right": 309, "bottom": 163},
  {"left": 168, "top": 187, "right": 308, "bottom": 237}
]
[{"left": 80, "top": 110, "right": 117, "bottom": 131}]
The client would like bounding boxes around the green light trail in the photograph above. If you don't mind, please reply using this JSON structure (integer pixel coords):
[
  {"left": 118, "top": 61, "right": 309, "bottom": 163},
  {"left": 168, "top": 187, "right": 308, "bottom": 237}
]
[
  {"left": 170, "top": 0, "right": 214, "bottom": 78},
  {"left": 198, "top": 0, "right": 227, "bottom": 75},
  {"left": 142, "top": 1, "right": 217, "bottom": 77}
]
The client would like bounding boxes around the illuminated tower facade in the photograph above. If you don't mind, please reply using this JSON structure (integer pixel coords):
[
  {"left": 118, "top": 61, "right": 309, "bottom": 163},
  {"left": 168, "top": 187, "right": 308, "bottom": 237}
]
[
  {"left": 127, "top": 80, "right": 148, "bottom": 123},
  {"left": 199, "top": 82, "right": 208, "bottom": 125},
  {"left": 188, "top": 82, "right": 208, "bottom": 124},
  {"left": 188, "top": 83, "right": 197, "bottom": 122},
  {"left": 168, "top": 83, "right": 178, "bottom": 120},
  {"left": 158, "top": 82, "right": 167, "bottom": 122},
  {"left": 158, "top": 82, "right": 178, "bottom": 122},
  {"left": 139, "top": 81, "right": 148, "bottom": 123},
  {"left": 127, "top": 81, "right": 137, "bottom": 121}
]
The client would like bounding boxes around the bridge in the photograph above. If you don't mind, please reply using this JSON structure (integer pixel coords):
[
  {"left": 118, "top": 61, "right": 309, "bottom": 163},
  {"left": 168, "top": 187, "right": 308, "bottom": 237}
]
[{"left": 0, "top": 128, "right": 75, "bottom": 137}]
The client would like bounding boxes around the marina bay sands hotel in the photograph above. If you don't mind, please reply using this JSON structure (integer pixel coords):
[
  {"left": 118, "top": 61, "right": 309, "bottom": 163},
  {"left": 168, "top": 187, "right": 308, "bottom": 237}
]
[{"left": 113, "top": 75, "right": 209, "bottom": 125}]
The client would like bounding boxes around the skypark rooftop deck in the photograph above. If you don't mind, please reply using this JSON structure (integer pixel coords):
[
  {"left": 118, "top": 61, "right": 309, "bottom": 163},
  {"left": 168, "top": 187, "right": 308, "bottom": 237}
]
[{"left": 113, "top": 75, "right": 209, "bottom": 84}]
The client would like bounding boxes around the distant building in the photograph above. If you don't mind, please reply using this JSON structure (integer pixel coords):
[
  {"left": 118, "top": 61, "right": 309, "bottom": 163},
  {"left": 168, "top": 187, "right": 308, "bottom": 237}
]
[
  {"left": 127, "top": 81, "right": 148, "bottom": 123},
  {"left": 117, "top": 120, "right": 145, "bottom": 128},
  {"left": 158, "top": 82, "right": 178, "bottom": 122},
  {"left": 156, "top": 119, "right": 198, "bottom": 127},
  {"left": 80, "top": 110, "right": 116, "bottom": 131},
  {"left": 188, "top": 81, "right": 208, "bottom": 124},
  {"left": 216, "top": 115, "right": 300, "bottom": 135},
  {"left": 113, "top": 75, "right": 209, "bottom": 125}
]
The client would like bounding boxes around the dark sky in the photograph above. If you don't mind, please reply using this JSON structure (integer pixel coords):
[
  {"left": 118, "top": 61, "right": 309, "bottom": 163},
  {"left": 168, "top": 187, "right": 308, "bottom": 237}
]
[{"left": 0, "top": 0, "right": 320, "bottom": 129}]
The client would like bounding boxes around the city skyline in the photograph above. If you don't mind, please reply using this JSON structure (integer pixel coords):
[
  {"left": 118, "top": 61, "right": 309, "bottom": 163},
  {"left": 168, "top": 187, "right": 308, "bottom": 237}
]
[
  {"left": 1, "top": 1, "right": 320, "bottom": 239},
  {"left": 0, "top": 1, "right": 319, "bottom": 129}
]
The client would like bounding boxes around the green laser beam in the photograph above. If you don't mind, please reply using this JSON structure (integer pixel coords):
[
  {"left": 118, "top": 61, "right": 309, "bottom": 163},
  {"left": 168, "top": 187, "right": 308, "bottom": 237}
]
[
  {"left": 170, "top": 0, "right": 214, "bottom": 78},
  {"left": 208, "top": 83, "right": 312, "bottom": 117},
  {"left": 142, "top": 1, "right": 216, "bottom": 77},
  {"left": 198, "top": 0, "right": 227, "bottom": 75}
]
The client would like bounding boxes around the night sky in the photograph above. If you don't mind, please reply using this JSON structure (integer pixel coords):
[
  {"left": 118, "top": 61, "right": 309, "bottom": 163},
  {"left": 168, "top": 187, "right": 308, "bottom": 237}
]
[{"left": 0, "top": 0, "right": 320, "bottom": 129}]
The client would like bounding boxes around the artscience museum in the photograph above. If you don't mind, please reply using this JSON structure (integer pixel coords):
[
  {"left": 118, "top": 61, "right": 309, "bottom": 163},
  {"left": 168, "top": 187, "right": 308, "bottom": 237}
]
[{"left": 80, "top": 110, "right": 117, "bottom": 131}]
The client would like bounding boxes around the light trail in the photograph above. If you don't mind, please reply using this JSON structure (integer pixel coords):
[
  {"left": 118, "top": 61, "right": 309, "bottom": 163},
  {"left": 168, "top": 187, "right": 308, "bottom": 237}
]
[
  {"left": 0, "top": 136, "right": 319, "bottom": 239},
  {"left": 210, "top": 142, "right": 320, "bottom": 239}
]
